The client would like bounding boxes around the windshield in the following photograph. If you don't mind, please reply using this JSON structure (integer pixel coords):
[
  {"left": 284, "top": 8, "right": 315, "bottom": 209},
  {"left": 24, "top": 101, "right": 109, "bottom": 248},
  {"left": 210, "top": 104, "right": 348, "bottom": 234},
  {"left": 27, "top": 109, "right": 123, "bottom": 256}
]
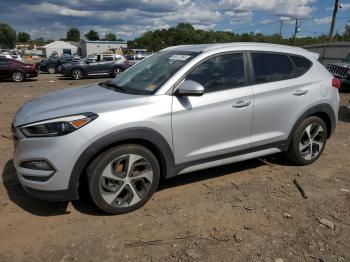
[{"left": 108, "top": 50, "right": 198, "bottom": 95}]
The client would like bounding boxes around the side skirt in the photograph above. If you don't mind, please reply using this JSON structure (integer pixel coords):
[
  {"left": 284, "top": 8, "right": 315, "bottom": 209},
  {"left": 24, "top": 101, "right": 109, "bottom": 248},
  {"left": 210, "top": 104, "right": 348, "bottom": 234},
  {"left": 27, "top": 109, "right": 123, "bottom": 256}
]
[{"left": 177, "top": 148, "right": 281, "bottom": 175}]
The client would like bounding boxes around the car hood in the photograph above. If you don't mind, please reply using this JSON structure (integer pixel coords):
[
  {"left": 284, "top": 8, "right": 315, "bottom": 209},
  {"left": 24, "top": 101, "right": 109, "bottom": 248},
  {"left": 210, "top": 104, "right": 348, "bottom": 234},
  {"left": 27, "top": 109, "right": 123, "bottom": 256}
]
[{"left": 13, "top": 84, "right": 148, "bottom": 126}]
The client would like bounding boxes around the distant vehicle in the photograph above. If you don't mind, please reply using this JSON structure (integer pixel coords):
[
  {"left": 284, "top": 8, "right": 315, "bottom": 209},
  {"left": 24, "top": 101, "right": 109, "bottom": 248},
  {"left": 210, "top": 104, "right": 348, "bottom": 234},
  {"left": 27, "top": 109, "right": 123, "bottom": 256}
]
[
  {"left": 59, "top": 53, "right": 129, "bottom": 80},
  {"left": 0, "top": 51, "right": 24, "bottom": 62},
  {"left": 10, "top": 51, "right": 24, "bottom": 62},
  {"left": 31, "top": 53, "right": 39, "bottom": 60},
  {"left": 326, "top": 52, "right": 350, "bottom": 90},
  {"left": 37, "top": 56, "right": 81, "bottom": 74},
  {"left": 0, "top": 57, "right": 38, "bottom": 82},
  {"left": 126, "top": 49, "right": 150, "bottom": 65}
]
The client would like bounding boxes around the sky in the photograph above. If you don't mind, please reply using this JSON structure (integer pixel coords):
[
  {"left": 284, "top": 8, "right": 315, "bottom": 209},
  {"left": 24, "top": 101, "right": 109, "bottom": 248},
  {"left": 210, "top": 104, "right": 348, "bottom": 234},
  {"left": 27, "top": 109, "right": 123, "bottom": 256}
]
[{"left": 1, "top": 0, "right": 350, "bottom": 40}]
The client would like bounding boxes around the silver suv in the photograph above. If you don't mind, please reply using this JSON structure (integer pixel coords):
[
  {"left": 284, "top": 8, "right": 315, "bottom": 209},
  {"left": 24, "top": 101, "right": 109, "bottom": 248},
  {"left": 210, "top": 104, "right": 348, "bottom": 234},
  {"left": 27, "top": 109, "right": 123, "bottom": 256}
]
[{"left": 13, "top": 43, "right": 340, "bottom": 214}]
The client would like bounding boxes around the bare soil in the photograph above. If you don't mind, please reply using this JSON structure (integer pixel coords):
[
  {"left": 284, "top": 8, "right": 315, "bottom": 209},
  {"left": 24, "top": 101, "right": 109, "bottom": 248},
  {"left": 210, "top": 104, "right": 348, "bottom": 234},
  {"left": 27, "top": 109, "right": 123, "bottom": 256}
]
[{"left": 0, "top": 74, "right": 349, "bottom": 262}]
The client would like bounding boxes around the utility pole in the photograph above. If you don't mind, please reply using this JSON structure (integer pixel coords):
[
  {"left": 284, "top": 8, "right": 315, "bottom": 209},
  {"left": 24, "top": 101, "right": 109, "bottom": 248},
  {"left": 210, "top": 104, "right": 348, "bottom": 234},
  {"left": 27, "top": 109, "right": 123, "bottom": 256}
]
[
  {"left": 279, "top": 20, "right": 283, "bottom": 37},
  {"left": 329, "top": 0, "right": 339, "bottom": 41},
  {"left": 293, "top": 18, "right": 299, "bottom": 46}
]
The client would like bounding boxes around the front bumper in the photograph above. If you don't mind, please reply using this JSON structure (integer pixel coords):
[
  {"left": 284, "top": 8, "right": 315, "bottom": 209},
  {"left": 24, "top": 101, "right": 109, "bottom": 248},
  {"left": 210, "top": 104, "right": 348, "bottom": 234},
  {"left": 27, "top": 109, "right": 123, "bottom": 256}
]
[
  {"left": 12, "top": 128, "right": 90, "bottom": 201},
  {"left": 26, "top": 72, "right": 38, "bottom": 78}
]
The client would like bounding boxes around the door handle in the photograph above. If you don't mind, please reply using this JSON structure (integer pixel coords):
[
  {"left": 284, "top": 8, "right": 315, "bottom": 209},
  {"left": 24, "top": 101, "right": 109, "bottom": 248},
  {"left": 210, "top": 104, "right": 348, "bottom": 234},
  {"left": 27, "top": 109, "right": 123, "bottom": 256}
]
[
  {"left": 232, "top": 100, "right": 251, "bottom": 108},
  {"left": 293, "top": 89, "right": 309, "bottom": 96}
]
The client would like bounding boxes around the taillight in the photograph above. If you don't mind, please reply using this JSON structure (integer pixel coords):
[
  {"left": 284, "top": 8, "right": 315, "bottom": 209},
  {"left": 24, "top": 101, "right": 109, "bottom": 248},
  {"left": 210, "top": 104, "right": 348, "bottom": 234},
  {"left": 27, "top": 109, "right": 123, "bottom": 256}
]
[{"left": 332, "top": 78, "right": 341, "bottom": 89}]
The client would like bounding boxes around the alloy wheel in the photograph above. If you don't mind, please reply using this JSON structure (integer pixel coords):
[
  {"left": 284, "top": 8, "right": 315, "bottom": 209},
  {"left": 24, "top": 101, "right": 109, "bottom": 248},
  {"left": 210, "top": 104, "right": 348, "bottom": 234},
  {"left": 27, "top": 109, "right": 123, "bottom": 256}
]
[
  {"left": 299, "top": 123, "right": 325, "bottom": 160},
  {"left": 99, "top": 154, "right": 154, "bottom": 207},
  {"left": 12, "top": 72, "right": 24, "bottom": 82},
  {"left": 48, "top": 67, "right": 56, "bottom": 74},
  {"left": 72, "top": 70, "right": 82, "bottom": 79},
  {"left": 113, "top": 68, "right": 122, "bottom": 76}
]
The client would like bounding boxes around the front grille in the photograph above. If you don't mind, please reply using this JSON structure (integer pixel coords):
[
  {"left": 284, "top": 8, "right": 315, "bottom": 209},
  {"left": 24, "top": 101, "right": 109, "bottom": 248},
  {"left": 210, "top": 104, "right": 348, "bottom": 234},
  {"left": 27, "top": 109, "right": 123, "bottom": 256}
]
[{"left": 326, "top": 64, "right": 348, "bottom": 78}]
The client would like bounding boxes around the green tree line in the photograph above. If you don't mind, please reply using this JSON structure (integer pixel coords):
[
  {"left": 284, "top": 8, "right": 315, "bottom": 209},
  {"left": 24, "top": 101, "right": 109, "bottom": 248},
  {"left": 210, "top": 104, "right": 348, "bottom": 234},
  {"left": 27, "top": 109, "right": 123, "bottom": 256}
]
[{"left": 128, "top": 23, "right": 350, "bottom": 51}]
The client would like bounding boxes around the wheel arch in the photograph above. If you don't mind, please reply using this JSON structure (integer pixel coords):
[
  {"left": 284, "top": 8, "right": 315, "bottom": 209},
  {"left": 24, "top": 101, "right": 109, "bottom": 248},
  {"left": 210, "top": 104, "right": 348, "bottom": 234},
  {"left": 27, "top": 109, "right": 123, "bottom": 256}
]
[
  {"left": 71, "top": 67, "right": 86, "bottom": 76},
  {"left": 68, "top": 127, "right": 175, "bottom": 199},
  {"left": 287, "top": 103, "right": 336, "bottom": 148}
]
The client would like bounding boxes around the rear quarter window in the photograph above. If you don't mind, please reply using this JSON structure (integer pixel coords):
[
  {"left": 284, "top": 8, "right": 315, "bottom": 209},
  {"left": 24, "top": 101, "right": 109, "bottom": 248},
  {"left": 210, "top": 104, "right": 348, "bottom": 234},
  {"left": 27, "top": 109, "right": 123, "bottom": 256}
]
[{"left": 289, "top": 55, "right": 312, "bottom": 77}]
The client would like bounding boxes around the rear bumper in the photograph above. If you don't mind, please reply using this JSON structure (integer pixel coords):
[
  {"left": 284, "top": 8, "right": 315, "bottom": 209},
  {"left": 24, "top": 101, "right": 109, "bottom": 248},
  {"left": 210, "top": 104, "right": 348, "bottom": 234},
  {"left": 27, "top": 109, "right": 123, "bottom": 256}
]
[{"left": 341, "top": 78, "right": 350, "bottom": 86}]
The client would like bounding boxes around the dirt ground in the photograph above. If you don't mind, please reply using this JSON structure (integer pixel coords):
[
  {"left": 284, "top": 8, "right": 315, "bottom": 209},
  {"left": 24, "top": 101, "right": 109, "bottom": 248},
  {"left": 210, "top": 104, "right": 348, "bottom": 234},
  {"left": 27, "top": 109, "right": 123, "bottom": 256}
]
[{"left": 0, "top": 74, "right": 349, "bottom": 262}]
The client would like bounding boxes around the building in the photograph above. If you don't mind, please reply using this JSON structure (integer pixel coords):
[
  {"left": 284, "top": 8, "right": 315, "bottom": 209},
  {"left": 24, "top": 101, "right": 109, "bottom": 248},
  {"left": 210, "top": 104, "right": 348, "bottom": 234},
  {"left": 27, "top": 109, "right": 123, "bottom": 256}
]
[
  {"left": 80, "top": 40, "right": 127, "bottom": 56},
  {"left": 40, "top": 41, "right": 78, "bottom": 58},
  {"left": 304, "top": 42, "right": 350, "bottom": 64}
]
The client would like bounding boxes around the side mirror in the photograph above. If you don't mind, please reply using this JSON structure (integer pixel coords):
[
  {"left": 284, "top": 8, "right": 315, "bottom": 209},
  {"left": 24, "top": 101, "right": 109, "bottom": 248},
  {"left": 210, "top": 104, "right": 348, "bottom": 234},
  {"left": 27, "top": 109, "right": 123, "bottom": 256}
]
[{"left": 176, "top": 80, "right": 204, "bottom": 97}]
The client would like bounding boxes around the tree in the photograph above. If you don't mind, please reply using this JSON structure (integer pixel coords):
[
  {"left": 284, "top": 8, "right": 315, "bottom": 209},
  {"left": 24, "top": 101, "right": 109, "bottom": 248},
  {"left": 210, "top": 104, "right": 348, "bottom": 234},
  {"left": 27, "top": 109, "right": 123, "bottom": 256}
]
[
  {"left": 17, "top": 32, "right": 31, "bottom": 43},
  {"left": 34, "top": 37, "right": 45, "bottom": 46},
  {"left": 104, "top": 32, "right": 116, "bottom": 41},
  {"left": 67, "top": 27, "right": 80, "bottom": 42},
  {"left": 0, "top": 23, "right": 16, "bottom": 48},
  {"left": 85, "top": 30, "right": 100, "bottom": 40},
  {"left": 45, "top": 39, "right": 54, "bottom": 44}
]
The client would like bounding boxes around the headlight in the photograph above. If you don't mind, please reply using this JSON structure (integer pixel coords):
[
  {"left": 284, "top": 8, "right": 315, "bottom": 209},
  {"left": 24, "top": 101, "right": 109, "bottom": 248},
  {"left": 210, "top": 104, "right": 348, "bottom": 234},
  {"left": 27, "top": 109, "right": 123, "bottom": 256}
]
[{"left": 20, "top": 113, "right": 98, "bottom": 137}]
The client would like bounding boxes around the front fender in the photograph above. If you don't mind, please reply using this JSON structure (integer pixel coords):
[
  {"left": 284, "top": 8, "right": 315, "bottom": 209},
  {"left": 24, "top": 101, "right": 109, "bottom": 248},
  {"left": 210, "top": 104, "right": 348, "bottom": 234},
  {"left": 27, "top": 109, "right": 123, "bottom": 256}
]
[{"left": 67, "top": 127, "right": 175, "bottom": 199}]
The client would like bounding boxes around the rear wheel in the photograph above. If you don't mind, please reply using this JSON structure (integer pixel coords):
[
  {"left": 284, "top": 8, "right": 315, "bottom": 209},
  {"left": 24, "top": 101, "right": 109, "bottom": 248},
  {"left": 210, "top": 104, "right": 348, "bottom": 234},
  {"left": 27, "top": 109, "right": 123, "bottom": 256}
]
[
  {"left": 87, "top": 145, "right": 160, "bottom": 214},
  {"left": 48, "top": 65, "right": 56, "bottom": 74},
  {"left": 287, "top": 116, "right": 327, "bottom": 165},
  {"left": 12, "top": 71, "right": 25, "bottom": 82},
  {"left": 72, "top": 69, "right": 83, "bottom": 80}
]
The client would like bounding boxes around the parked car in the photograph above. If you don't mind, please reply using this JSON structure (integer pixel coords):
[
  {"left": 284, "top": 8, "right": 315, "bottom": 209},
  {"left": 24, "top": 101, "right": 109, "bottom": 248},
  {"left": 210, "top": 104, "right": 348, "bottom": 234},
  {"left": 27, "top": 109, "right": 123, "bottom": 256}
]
[
  {"left": 326, "top": 52, "right": 350, "bottom": 90},
  {"left": 12, "top": 43, "right": 340, "bottom": 214},
  {"left": 0, "top": 51, "right": 24, "bottom": 62},
  {"left": 59, "top": 53, "right": 129, "bottom": 80},
  {"left": 37, "top": 55, "right": 81, "bottom": 74},
  {"left": 0, "top": 57, "right": 38, "bottom": 82}
]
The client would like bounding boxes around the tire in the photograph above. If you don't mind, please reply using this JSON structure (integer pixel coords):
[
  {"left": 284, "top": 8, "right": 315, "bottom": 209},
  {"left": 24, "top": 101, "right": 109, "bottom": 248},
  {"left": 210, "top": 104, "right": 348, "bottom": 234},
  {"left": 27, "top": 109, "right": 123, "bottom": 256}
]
[
  {"left": 71, "top": 69, "right": 83, "bottom": 80},
  {"left": 87, "top": 144, "right": 160, "bottom": 214},
  {"left": 112, "top": 67, "right": 123, "bottom": 77},
  {"left": 48, "top": 66, "right": 56, "bottom": 74},
  {"left": 12, "top": 71, "right": 25, "bottom": 82},
  {"left": 286, "top": 116, "right": 327, "bottom": 165}
]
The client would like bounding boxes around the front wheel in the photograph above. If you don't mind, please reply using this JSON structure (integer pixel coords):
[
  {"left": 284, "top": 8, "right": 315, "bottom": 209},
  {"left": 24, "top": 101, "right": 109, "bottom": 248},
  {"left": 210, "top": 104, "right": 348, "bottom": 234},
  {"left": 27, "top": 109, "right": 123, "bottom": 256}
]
[
  {"left": 12, "top": 71, "right": 25, "bottom": 82},
  {"left": 112, "top": 67, "right": 123, "bottom": 77},
  {"left": 287, "top": 116, "right": 327, "bottom": 165},
  {"left": 87, "top": 145, "right": 160, "bottom": 214},
  {"left": 72, "top": 69, "right": 83, "bottom": 80}
]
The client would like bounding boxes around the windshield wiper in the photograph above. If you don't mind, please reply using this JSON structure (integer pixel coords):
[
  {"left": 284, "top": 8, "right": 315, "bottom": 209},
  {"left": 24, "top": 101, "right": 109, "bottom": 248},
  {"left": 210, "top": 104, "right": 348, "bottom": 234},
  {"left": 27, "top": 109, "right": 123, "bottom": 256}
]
[{"left": 99, "top": 81, "right": 126, "bottom": 93}]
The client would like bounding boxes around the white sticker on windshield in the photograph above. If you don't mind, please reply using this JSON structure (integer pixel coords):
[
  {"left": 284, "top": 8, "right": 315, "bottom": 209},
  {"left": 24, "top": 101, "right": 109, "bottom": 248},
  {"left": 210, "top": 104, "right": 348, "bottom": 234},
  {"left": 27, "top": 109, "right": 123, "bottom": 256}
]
[{"left": 169, "top": 55, "right": 191, "bottom": 61}]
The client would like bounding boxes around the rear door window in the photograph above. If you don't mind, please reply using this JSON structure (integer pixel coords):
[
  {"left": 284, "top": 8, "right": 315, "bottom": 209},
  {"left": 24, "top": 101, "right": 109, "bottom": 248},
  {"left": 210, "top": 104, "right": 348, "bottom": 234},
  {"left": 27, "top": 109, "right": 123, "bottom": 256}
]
[
  {"left": 251, "top": 52, "right": 294, "bottom": 84},
  {"left": 290, "top": 55, "right": 312, "bottom": 76}
]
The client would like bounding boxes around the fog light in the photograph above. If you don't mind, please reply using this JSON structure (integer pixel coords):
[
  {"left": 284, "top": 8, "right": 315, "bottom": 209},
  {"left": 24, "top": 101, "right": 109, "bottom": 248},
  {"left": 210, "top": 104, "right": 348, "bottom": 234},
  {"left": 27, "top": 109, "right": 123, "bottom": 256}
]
[{"left": 20, "top": 160, "right": 54, "bottom": 171}]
